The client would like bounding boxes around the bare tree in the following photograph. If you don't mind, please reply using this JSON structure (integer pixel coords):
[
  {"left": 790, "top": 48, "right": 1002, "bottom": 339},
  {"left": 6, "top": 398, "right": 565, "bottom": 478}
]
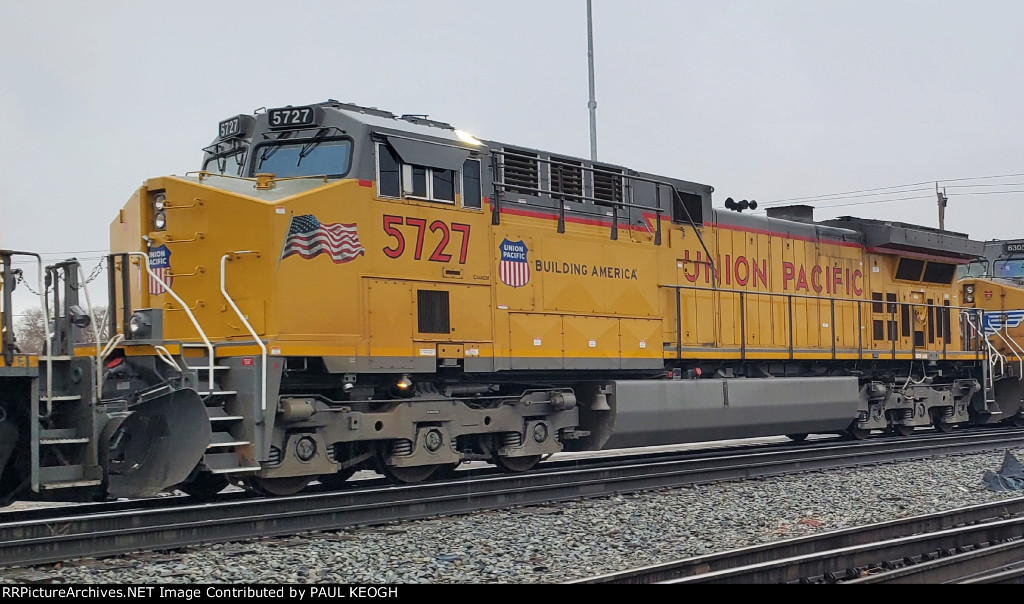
[
  {"left": 77, "top": 308, "right": 107, "bottom": 345},
  {"left": 13, "top": 306, "right": 109, "bottom": 354},
  {"left": 13, "top": 308, "right": 46, "bottom": 355}
]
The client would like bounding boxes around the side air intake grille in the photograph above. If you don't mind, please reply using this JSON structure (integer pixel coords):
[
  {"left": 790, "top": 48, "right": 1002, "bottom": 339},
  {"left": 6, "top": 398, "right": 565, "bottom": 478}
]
[
  {"left": 593, "top": 166, "right": 623, "bottom": 203},
  {"left": 550, "top": 157, "right": 583, "bottom": 200},
  {"left": 502, "top": 149, "right": 539, "bottom": 195},
  {"left": 417, "top": 290, "right": 450, "bottom": 334}
]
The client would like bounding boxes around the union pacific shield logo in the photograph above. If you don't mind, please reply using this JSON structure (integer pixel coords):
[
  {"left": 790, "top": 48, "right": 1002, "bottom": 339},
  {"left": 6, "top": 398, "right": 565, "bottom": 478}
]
[
  {"left": 499, "top": 239, "right": 530, "bottom": 288},
  {"left": 148, "top": 245, "right": 173, "bottom": 295}
]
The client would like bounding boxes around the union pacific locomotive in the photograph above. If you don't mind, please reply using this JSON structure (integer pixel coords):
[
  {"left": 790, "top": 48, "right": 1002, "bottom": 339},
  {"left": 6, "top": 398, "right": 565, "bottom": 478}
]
[{"left": 0, "top": 100, "right": 1019, "bottom": 503}]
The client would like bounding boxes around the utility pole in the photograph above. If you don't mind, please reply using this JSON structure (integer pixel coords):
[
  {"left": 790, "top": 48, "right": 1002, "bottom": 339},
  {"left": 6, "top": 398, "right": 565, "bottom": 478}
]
[
  {"left": 936, "top": 182, "right": 948, "bottom": 230},
  {"left": 586, "top": 0, "right": 598, "bottom": 161}
]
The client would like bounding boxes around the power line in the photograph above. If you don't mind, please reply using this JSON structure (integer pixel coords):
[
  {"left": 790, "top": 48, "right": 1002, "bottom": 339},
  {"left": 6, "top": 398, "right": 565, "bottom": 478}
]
[
  {"left": 761, "top": 182, "right": 934, "bottom": 206},
  {"left": 945, "top": 182, "right": 1024, "bottom": 189},
  {"left": 761, "top": 172, "right": 1024, "bottom": 206},
  {"left": 949, "top": 189, "right": 1024, "bottom": 196},
  {"left": 751, "top": 188, "right": 1024, "bottom": 213},
  {"left": 804, "top": 189, "right": 1024, "bottom": 210},
  {"left": 760, "top": 186, "right": 934, "bottom": 206},
  {"left": 808, "top": 194, "right": 936, "bottom": 210}
]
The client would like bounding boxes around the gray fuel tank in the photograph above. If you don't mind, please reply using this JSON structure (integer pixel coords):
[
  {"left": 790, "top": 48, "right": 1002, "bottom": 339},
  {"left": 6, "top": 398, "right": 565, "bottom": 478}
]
[{"left": 600, "top": 376, "right": 860, "bottom": 449}]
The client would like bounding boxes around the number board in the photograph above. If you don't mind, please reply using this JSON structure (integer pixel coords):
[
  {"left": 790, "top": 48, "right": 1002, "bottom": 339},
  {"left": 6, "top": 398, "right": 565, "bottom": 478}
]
[
  {"left": 267, "top": 106, "right": 321, "bottom": 129},
  {"left": 217, "top": 114, "right": 254, "bottom": 140},
  {"left": 1004, "top": 242, "right": 1024, "bottom": 254}
]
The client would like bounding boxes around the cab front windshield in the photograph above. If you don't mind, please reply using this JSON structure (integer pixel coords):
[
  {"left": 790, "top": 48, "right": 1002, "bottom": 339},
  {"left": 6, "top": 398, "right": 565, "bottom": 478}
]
[
  {"left": 958, "top": 260, "right": 989, "bottom": 279},
  {"left": 253, "top": 138, "right": 352, "bottom": 178},
  {"left": 203, "top": 150, "right": 246, "bottom": 176},
  {"left": 994, "top": 258, "right": 1024, "bottom": 280}
]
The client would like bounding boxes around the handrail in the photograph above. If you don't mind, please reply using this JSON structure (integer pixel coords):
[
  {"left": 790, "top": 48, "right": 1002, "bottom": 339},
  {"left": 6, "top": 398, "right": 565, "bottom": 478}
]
[
  {"left": 663, "top": 282, "right": 975, "bottom": 310},
  {"left": 76, "top": 263, "right": 104, "bottom": 401},
  {"left": 153, "top": 345, "right": 181, "bottom": 372},
  {"left": 489, "top": 148, "right": 719, "bottom": 280},
  {"left": 127, "top": 251, "right": 215, "bottom": 389},
  {"left": 220, "top": 252, "right": 268, "bottom": 411},
  {"left": 4, "top": 252, "right": 52, "bottom": 416},
  {"left": 964, "top": 312, "right": 1001, "bottom": 404},
  {"left": 663, "top": 281, "right": 976, "bottom": 359},
  {"left": 100, "top": 333, "right": 124, "bottom": 362},
  {"left": 986, "top": 314, "right": 1024, "bottom": 377},
  {"left": 187, "top": 171, "right": 329, "bottom": 185}
]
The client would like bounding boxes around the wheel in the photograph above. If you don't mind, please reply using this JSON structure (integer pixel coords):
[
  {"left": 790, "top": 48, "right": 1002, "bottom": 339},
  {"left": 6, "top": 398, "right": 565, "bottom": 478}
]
[
  {"left": 786, "top": 433, "right": 808, "bottom": 442},
  {"left": 318, "top": 467, "right": 358, "bottom": 489},
  {"left": 933, "top": 420, "right": 955, "bottom": 433},
  {"left": 178, "top": 473, "right": 229, "bottom": 501},
  {"left": 891, "top": 424, "right": 915, "bottom": 437},
  {"left": 846, "top": 426, "right": 872, "bottom": 440},
  {"left": 247, "top": 476, "right": 311, "bottom": 496},
  {"left": 378, "top": 463, "right": 439, "bottom": 484},
  {"left": 493, "top": 454, "right": 542, "bottom": 473},
  {"left": 372, "top": 442, "right": 443, "bottom": 484},
  {"left": 434, "top": 462, "right": 463, "bottom": 479}
]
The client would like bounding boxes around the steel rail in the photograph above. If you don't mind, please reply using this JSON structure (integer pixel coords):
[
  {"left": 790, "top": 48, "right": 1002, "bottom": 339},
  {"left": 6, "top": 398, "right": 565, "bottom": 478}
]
[
  {"left": 0, "top": 428, "right": 1016, "bottom": 525},
  {"left": 2, "top": 429, "right": 1024, "bottom": 569},
  {"left": 659, "top": 513, "right": 1024, "bottom": 584},
  {"left": 845, "top": 537, "right": 1024, "bottom": 584},
  {"left": 571, "top": 497, "right": 1024, "bottom": 584}
]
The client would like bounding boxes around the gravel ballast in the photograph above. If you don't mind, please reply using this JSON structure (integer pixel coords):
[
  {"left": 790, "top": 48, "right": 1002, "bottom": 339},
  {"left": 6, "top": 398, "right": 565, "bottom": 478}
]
[{"left": 3, "top": 446, "right": 1023, "bottom": 584}]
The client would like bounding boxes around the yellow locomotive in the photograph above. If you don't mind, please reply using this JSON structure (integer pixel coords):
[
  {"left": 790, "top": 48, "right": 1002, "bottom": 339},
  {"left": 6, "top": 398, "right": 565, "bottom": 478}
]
[
  {"left": 957, "top": 239, "right": 1024, "bottom": 417},
  {"left": 0, "top": 100, "right": 1011, "bottom": 503}
]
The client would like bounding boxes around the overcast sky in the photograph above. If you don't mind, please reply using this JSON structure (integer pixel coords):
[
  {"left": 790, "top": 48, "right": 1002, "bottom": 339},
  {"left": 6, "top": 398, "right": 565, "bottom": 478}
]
[{"left": 2, "top": 0, "right": 1022, "bottom": 311}]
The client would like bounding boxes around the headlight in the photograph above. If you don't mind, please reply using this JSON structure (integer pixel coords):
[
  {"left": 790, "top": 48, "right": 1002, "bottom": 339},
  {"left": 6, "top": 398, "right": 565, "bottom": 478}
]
[
  {"left": 153, "top": 193, "right": 166, "bottom": 211},
  {"left": 128, "top": 312, "right": 151, "bottom": 338},
  {"left": 966, "top": 285, "right": 975, "bottom": 294},
  {"left": 966, "top": 293, "right": 975, "bottom": 303},
  {"left": 154, "top": 211, "right": 167, "bottom": 230}
]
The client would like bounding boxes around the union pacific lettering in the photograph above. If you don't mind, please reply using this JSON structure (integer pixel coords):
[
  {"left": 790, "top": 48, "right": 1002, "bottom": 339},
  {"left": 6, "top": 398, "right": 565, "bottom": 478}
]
[
  {"left": 534, "top": 260, "right": 639, "bottom": 281},
  {"left": 682, "top": 251, "right": 864, "bottom": 296}
]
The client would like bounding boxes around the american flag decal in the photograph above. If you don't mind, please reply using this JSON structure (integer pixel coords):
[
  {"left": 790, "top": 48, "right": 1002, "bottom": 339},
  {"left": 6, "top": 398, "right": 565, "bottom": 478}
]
[
  {"left": 148, "top": 245, "right": 173, "bottom": 295},
  {"left": 499, "top": 239, "right": 530, "bottom": 288},
  {"left": 281, "top": 214, "right": 365, "bottom": 264}
]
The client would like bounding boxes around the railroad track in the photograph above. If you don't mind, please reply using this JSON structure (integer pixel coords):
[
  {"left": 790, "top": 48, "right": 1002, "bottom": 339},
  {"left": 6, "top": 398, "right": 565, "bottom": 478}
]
[
  {"left": 2, "top": 428, "right": 1023, "bottom": 570},
  {"left": 0, "top": 428, "right": 1014, "bottom": 525},
  {"left": 571, "top": 497, "right": 1024, "bottom": 584}
]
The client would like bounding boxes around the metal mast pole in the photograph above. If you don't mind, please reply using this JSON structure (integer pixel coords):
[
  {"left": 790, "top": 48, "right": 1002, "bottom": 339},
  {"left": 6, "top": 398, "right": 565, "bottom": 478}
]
[
  {"left": 936, "top": 182, "right": 948, "bottom": 230},
  {"left": 587, "top": 0, "right": 598, "bottom": 161}
]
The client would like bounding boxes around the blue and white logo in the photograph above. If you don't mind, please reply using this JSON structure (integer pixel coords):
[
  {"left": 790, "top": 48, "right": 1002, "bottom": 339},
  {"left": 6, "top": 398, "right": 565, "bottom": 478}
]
[
  {"left": 983, "top": 310, "right": 1024, "bottom": 334},
  {"left": 148, "top": 245, "right": 173, "bottom": 295},
  {"left": 498, "top": 239, "right": 530, "bottom": 288}
]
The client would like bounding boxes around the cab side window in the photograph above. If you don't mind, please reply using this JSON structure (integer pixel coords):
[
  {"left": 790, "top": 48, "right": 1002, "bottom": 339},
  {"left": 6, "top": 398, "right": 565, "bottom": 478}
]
[
  {"left": 462, "top": 159, "right": 481, "bottom": 209},
  {"left": 376, "top": 140, "right": 477, "bottom": 207},
  {"left": 377, "top": 143, "right": 401, "bottom": 198}
]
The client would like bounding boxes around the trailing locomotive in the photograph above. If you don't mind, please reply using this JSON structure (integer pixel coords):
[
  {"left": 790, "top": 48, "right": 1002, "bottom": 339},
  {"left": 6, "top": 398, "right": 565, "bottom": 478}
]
[
  {"left": 957, "top": 238, "right": 1024, "bottom": 414},
  {"left": 0, "top": 100, "right": 1018, "bottom": 504}
]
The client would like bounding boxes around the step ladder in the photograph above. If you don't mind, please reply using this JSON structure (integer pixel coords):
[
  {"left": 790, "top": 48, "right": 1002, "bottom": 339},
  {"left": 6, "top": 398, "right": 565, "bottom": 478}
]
[
  {"left": 181, "top": 345, "right": 260, "bottom": 477},
  {"left": 32, "top": 356, "right": 102, "bottom": 492}
]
